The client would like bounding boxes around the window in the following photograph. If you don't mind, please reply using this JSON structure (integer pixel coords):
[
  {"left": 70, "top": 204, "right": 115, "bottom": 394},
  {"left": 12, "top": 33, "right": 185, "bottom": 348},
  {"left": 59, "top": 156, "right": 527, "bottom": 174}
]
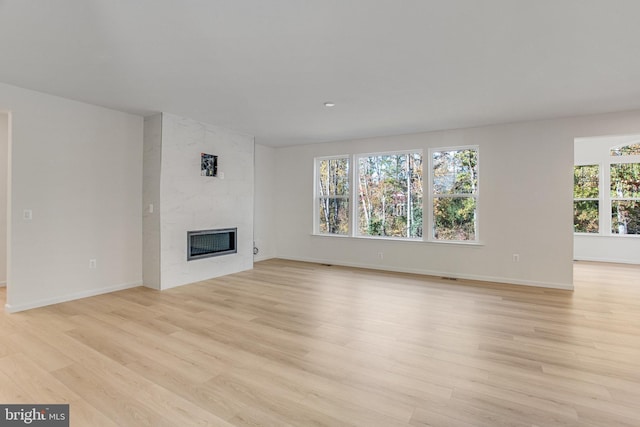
[
  {"left": 573, "top": 165, "right": 599, "bottom": 233},
  {"left": 610, "top": 163, "right": 640, "bottom": 234},
  {"left": 316, "top": 156, "right": 350, "bottom": 235},
  {"left": 314, "top": 146, "right": 479, "bottom": 243},
  {"left": 357, "top": 152, "right": 423, "bottom": 238},
  {"left": 610, "top": 143, "right": 640, "bottom": 156},
  {"left": 431, "top": 147, "right": 478, "bottom": 241},
  {"left": 573, "top": 141, "right": 640, "bottom": 237}
]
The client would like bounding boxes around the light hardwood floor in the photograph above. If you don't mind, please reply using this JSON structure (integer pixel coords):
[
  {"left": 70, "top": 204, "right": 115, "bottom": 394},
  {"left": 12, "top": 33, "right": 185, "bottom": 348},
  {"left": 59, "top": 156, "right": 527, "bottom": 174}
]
[{"left": 0, "top": 259, "right": 639, "bottom": 426}]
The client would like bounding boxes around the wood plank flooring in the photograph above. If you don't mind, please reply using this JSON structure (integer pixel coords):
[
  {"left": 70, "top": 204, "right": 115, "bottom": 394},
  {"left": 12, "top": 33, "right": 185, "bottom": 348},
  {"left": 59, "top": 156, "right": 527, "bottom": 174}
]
[{"left": 0, "top": 259, "right": 639, "bottom": 426}]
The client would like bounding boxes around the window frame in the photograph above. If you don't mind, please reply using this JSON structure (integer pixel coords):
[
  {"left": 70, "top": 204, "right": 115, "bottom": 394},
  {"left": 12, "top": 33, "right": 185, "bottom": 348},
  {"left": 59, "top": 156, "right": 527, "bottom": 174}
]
[
  {"left": 314, "top": 155, "right": 351, "bottom": 236},
  {"left": 573, "top": 141, "right": 640, "bottom": 237},
  {"left": 312, "top": 145, "right": 481, "bottom": 245},
  {"left": 428, "top": 145, "right": 480, "bottom": 243},
  {"left": 573, "top": 163, "right": 601, "bottom": 235},
  {"left": 354, "top": 149, "right": 424, "bottom": 240},
  {"left": 609, "top": 156, "right": 640, "bottom": 236}
]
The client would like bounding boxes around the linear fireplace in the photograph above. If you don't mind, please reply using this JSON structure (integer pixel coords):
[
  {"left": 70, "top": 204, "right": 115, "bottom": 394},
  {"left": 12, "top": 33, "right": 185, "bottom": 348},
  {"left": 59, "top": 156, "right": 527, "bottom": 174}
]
[{"left": 187, "top": 228, "right": 237, "bottom": 261}]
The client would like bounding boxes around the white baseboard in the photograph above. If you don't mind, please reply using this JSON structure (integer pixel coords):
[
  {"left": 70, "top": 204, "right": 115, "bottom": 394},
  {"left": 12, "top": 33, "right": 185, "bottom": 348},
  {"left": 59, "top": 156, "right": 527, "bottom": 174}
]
[
  {"left": 0, "top": 281, "right": 6, "bottom": 288},
  {"left": 277, "top": 255, "right": 574, "bottom": 290},
  {"left": 574, "top": 256, "right": 640, "bottom": 265},
  {"left": 4, "top": 281, "right": 143, "bottom": 313},
  {"left": 254, "top": 254, "right": 276, "bottom": 263}
]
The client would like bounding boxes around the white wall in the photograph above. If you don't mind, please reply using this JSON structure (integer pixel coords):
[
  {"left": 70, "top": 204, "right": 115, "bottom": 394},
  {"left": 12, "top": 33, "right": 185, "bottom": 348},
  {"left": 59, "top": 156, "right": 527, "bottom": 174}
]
[
  {"left": 0, "top": 113, "right": 7, "bottom": 286},
  {"left": 272, "top": 110, "right": 640, "bottom": 290},
  {"left": 142, "top": 114, "right": 162, "bottom": 289},
  {"left": 254, "top": 143, "right": 277, "bottom": 261},
  {"left": 1, "top": 82, "right": 143, "bottom": 312},
  {"left": 574, "top": 133, "right": 640, "bottom": 264},
  {"left": 574, "top": 235, "right": 640, "bottom": 264},
  {"left": 158, "top": 113, "right": 254, "bottom": 289}
]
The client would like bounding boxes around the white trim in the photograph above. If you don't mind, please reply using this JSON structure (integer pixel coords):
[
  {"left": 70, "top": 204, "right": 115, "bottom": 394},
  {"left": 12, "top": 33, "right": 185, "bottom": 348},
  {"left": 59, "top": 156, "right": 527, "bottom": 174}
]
[
  {"left": 313, "top": 156, "right": 319, "bottom": 235},
  {"left": 574, "top": 233, "right": 640, "bottom": 238},
  {"left": 573, "top": 163, "right": 601, "bottom": 234},
  {"left": 4, "top": 281, "right": 143, "bottom": 313},
  {"left": 573, "top": 233, "right": 640, "bottom": 239},
  {"left": 609, "top": 156, "right": 640, "bottom": 164},
  {"left": 574, "top": 256, "right": 640, "bottom": 265},
  {"left": 311, "top": 233, "right": 351, "bottom": 238},
  {"left": 609, "top": 161, "right": 640, "bottom": 236},
  {"left": 602, "top": 161, "right": 610, "bottom": 234},
  {"left": 355, "top": 148, "right": 423, "bottom": 158},
  {"left": 278, "top": 255, "right": 573, "bottom": 290},
  {"left": 350, "top": 153, "right": 357, "bottom": 235},
  {"left": 311, "top": 232, "right": 484, "bottom": 246},
  {"left": 314, "top": 154, "right": 352, "bottom": 161}
]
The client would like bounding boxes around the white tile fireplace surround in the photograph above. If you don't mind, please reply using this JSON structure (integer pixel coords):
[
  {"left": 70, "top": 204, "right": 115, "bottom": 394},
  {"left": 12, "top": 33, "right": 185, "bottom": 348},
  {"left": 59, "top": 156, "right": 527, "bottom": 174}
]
[{"left": 143, "top": 113, "right": 254, "bottom": 290}]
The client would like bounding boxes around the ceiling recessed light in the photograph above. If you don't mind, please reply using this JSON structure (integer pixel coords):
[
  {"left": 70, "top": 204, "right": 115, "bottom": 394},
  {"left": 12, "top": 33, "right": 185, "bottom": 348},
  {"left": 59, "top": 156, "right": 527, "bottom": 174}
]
[{"left": 324, "top": 102, "right": 336, "bottom": 107}]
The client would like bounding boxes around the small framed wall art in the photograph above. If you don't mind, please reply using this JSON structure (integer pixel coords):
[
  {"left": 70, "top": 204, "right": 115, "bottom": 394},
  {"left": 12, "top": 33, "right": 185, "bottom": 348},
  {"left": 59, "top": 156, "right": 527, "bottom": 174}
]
[{"left": 201, "top": 153, "right": 218, "bottom": 177}]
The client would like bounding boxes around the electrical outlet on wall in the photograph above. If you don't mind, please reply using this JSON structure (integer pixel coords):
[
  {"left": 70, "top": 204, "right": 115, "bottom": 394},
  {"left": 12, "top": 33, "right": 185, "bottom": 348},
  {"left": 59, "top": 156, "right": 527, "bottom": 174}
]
[{"left": 89, "top": 259, "right": 97, "bottom": 269}]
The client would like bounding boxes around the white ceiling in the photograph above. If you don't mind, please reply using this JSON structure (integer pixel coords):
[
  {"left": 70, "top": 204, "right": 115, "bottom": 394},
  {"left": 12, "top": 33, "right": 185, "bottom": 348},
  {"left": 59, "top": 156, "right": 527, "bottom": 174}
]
[{"left": 1, "top": 1, "right": 640, "bottom": 147}]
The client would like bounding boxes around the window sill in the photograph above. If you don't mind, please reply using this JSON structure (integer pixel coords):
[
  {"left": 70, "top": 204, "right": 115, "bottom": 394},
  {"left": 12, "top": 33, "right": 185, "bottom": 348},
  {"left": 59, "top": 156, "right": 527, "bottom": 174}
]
[
  {"left": 312, "top": 233, "right": 484, "bottom": 246},
  {"left": 574, "top": 233, "right": 640, "bottom": 238}
]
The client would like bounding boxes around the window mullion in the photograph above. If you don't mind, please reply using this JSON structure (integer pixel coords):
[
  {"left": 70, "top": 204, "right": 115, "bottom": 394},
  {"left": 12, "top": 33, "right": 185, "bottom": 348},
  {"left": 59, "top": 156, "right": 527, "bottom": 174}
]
[{"left": 351, "top": 154, "right": 357, "bottom": 237}]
